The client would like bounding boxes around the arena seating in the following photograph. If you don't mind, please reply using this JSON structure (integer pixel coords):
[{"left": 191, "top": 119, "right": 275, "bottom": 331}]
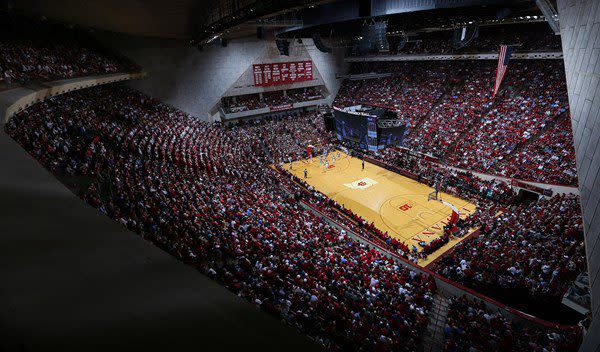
[
  {"left": 448, "top": 61, "right": 570, "bottom": 184},
  {"left": 493, "top": 113, "right": 578, "bottom": 185},
  {"left": 222, "top": 93, "right": 267, "bottom": 112},
  {"left": 257, "top": 121, "right": 584, "bottom": 319},
  {"left": 0, "top": 3, "right": 589, "bottom": 350},
  {"left": 5, "top": 85, "right": 435, "bottom": 351},
  {"left": 334, "top": 62, "right": 450, "bottom": 131},
  {"left": 241, "top": 111, "right": 330, "bottom": 162},
  {"left": 0, "top": 12, "right": 139, "bottom": 86},
  {"left": 5, "top": 81, "right": 586, "bottom": 348},
  {"left": 378, "top": 148, "right": 515, "bottom": 205},
  {"left": 222, "top": 86, "right": 324, "bottom": 113},
  {"left": 443, "top": 296, "right": 581, "bottom": 351},
  {"left": 336, "top": 60, "right": 577, "bottom": 186},
  {"left": 404, "top": 61, "right": 495, "bottom": 157},
  {"left": 431, "top": 194, "right": 586, "bottom": 309}
]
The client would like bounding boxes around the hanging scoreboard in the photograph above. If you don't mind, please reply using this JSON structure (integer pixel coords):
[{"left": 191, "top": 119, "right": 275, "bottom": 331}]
[{"left": 333, "top": 105, "right": 406, "bottom": 151}]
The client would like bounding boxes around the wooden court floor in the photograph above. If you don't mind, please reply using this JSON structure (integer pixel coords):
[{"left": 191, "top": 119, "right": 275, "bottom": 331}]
[{"left": 284, "top": 151, "right": 477, "bottom": 265}]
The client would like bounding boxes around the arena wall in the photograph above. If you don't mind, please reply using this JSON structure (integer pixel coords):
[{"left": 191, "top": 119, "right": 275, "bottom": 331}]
[
  {"left": 304, "top": 38, "right": 349, "bottom": 104},
  {"left": 96, "top": 34, "right": 347, "bottom": 120},
  {"left": 558, "top": 0, "right": 600, "bottom": 350}
]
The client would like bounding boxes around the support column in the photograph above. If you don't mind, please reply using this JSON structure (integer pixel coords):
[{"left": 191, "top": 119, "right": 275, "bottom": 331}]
[{"left": 557, "top": 1, "right": 600, "bottom": 351}]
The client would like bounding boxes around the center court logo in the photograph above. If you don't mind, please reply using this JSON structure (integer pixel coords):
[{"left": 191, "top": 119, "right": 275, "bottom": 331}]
[{"left": 344, "top": 177, "right": 378, "bottom": 190}]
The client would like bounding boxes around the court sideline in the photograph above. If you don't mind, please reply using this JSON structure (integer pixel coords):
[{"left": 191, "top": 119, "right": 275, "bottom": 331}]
[{"left": 283, "top": 151, "right": 478, "bottom": 266}]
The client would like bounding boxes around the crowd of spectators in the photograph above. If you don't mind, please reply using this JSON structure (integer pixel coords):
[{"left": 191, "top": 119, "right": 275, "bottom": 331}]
[
  {"left": 221, "top": 59, "right": 585, "bottom": 324},
  {"left": 397, "top": 36, "right": 453, "bottom": 55},
  {"left": 404, "top": 61, "right": 495, "bottom": 157},
  {"left": 377, "top": 147, "right": 515, "bottom": 206},
  {"left": 240, "top": 110, "right": 330, "bottom": 162},
  {"left": 494, "top": 113, "right": 578, "bottom": 185},
  {"left": 5, "top": 81, "right": 587, "bottom": 348},
  {"left": 443, "top": 296, "right": 581, "bottom": 351},
  {"left": 335, "top": 62, "right": 451, "bottom": 135},
  {"left": 336, "top": 59, "right": 577, "bottom": 186},
  {"left": 448, "top": 61, "right": 570, "bottom": 183},
  {"left": 222, "top": 93, "right": 266, "bottom": 112},
  {"left": 0, "top": 12, "right": 139, "bottom": 86},
  {"left": 222, "top": 86, "right": 325, "bottom": 113},
  {"left": 431, "top": 194, "right": 586, "bottom": 309},
  {"left": 0, "top": 10, "right": 586, "bottom": 348},
  {"left": 6, "top": 85, "right": 436, "bottom": 351}
]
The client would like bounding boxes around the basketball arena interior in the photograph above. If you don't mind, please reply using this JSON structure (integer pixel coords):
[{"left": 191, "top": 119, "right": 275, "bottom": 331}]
[{"left": 1, "top": 0, "right": 600, "bottom": 351}]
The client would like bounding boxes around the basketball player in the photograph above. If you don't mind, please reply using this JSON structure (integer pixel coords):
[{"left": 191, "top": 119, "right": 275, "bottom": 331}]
[
  {"left": 325, "top": 161, "right": 329, "bottom": 171},
  {"left": 337, "top": 151, "right": 341, "bottom": 159},
  {"left": 304, "top": 169, "right": 308, "bottom": 179},
  {"left": 362, "top": 158, "right": 365, "bottom": 170}
]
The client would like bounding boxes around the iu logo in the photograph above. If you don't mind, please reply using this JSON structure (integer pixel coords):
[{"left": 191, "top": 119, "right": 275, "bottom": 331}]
[
  {"left": 343, "top": 177, "right": 377, "bottom": 190},
  {"left": 399, "top": 203, "right": 412, "bottom": 212}
]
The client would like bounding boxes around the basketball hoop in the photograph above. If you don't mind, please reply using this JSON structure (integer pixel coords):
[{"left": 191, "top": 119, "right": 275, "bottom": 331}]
[{"left": 427, "top": 190, "right": 438, "bottom": 201}]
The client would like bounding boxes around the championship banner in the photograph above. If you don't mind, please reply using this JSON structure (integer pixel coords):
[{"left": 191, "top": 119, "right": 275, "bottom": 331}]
[{"left": 253, "top": 61, "right": 313, "bottom": 87}]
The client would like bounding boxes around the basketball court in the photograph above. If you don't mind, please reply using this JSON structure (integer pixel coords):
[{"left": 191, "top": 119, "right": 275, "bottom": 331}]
[{"left": 283, "top": 150, "right": 477, "bottom": 265}]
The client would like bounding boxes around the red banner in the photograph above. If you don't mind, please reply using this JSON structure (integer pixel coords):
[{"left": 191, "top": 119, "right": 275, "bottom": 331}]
[{"left": 253, "top": 61, "right": 313, "bottom": 86}]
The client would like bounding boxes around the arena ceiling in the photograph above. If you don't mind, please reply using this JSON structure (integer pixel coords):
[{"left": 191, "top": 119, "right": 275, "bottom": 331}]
[
  {"left": 278, "top": 0, "right": 545, "bottom": 37},
  {"left": 9, "top": 0, "right": 329, "bottom": 40},
  {"left": 9, "top": 0, "right": 551, "bottom": 41},
  {"left": 10, "top": 0, "right": 203, "bottom": 39}
]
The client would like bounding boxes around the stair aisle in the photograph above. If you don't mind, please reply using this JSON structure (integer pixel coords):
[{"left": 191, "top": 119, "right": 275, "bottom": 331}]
[{"left": 421, "top": 294, "right": 450, "bottom": 352}]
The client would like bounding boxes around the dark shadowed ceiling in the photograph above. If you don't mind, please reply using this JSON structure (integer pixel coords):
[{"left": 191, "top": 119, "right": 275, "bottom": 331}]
[
  {"left": 10, "top": 0, "right": 545, "bottom": 41},
  {"left": 12, "top": 0, "right": 212, "bottom": 39},
  {"left": 10, "top": 0, "right": 328, "bottom": 40}
]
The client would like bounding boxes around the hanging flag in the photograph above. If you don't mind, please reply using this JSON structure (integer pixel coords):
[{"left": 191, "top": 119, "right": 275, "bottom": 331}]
[{"left": 493, "top": 44, "right": 516, "bottom": 98}]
